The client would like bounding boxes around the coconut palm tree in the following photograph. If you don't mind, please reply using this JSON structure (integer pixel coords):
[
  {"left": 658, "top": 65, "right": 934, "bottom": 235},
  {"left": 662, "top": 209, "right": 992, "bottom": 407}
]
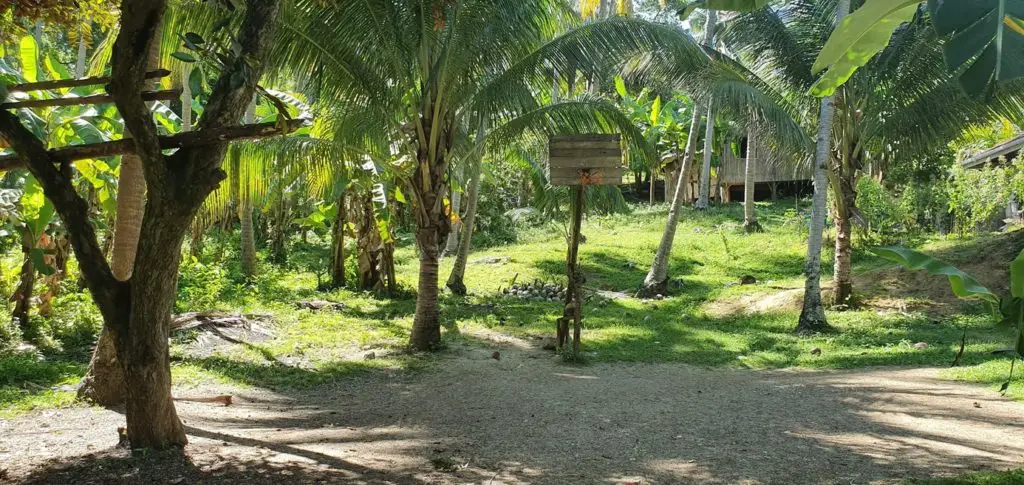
[
  {"left": 717, "top": 0, "right": 1024, "bottom": 327},
  {"left": 270, "top": 0, "right": 706, "bottom": 349}
]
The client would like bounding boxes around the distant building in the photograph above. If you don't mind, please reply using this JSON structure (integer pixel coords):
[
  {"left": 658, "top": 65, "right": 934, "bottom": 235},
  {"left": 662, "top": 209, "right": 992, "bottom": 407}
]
[
  {"left": 662, "top": 137, "right": 812, "bottom": 203},
  {"left": 960, "top": 134, "right": 1024, "bottom": 169}
]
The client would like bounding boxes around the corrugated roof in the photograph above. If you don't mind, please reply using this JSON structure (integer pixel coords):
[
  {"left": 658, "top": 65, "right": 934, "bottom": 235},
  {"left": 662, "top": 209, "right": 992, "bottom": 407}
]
[{"left": 961, "top": 134, "right": 1024, "bottom": 169}]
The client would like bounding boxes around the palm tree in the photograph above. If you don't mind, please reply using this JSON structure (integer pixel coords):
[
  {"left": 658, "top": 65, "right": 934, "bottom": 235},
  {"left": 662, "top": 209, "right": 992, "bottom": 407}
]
[
  {"left": 693, "top": 10, "right": 717, "bottom": 210},
  {"left": 718, "top": 0, "right": 1024, "bottom": 327},
  {"left": 271, "top": 0, "right": 705, "bottom": 349},
  {"left": 742, "top": 126, "right": 761, "bottom": 232}
]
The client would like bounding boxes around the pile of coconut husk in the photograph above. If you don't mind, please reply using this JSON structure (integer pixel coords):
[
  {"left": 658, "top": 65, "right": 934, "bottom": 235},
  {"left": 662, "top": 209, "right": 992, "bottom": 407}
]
[{"left": 501, "top": 280, "right": 567, "bottom": 302}]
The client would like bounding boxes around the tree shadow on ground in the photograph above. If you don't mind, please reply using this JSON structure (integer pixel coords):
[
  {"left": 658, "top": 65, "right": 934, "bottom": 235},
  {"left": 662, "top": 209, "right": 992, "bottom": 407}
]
[{"left": 14, "top": 345, "right": 1024, "bottom": 484}]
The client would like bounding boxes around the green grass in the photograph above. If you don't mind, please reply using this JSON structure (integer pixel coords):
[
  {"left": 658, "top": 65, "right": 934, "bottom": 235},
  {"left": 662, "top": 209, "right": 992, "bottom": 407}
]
[{"left": 2, "top": 201, "right": 1021, "bottom": 418}]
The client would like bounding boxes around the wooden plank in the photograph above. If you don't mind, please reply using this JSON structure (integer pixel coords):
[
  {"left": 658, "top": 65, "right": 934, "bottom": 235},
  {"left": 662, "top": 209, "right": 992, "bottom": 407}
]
[
  {"left": 6, "top": 69, "right": 171, "bottom": 93},
  {"left": 549, "top": 156, "right": 622, "bottom": 169},
  {"left": 549, "top": 141, "right": 621, "bottom": 150},
  {"left": 549, "top": 167, "right": 623, "bottom": 186},
  {"left": 549, "top": 147, "right": 622, "bottom": 159},
  {"left": 550, "top": 134, "right": 621, "bottom": 143},
  {"left": 1, "top": 89, "right": 182, "bottom": 110},
  {"left": 0, "top": 119, "right": 309, "bottom": 170}
]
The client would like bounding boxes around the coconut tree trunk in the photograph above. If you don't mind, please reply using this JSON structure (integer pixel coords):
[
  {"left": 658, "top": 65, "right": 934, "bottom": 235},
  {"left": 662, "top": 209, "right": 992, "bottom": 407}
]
[
  {"left": 74, "top": 25, "right": 87, "bottom": 78},
  {"left": 831, "top": 167, "right": 856, "bottom": 306},
  {"left": 80, "top": 20, "right": 161, "bottom": 405},
  {"left": 446, "top": 152, "right": 483, "bottom": 295},
  {"left": 238, "top": 101, "right": 257, "bottom": 279},
  {"left": 443, "top": 165, "right": 463, "bottom": 257},
  {"left": 642, "top": 104, "right": 703, "bottom": 295},
  {"left": 330, "top": 192, "right": 346, "bottom": 288},
  {"left": 743, "top": 128, "right": 762, "bottom": 233},
  {"left": 693, "top": 11, "right": 717, "bottom": 210},
  {"left": 410, "top": 227, "right": 442, "bottom": 349},
  {"left": 797, "top": 0, "right": 849, "bottom": 334}
]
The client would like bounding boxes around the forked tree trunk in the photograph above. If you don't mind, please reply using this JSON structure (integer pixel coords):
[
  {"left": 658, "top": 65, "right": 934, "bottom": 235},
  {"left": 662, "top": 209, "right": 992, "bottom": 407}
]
[
  {"left": 330, "top": 192, "right": 346, "bottom": 288},
  {"left": 797, "top": 0, "right": 849, "bottom": 334},
  {"left": 743, "top": 128, "right": 761, "bottom": 233},
  {"left": 80, "top": 21, "right": 161, "bottom": 405},
  {"left": 356, "top": 191, "right": 384, "bottom": 291},
  {"left": 641, "top": 105, "right": 702, "bottom": 295},
  {"left": 446, "top": 153, "right": 483, "bottom": 295}
]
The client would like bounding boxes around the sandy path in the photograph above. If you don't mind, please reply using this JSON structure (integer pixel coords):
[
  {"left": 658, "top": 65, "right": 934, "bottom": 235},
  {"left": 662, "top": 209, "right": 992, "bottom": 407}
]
[{"left": 3, "top": 342, "right": 1023, "bottom": 484}]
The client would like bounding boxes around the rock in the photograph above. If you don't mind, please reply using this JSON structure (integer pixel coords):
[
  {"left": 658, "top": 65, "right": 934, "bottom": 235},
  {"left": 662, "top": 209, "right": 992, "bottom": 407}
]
[
  {"left": 655, "top": 294, "right": 664, "bottom": 300},
  {"left": 364, "top": 352, "right": 376, "bottom": 360},
  {"left": 913, "top": 342, "right": 928, "bottom": 350},
  {"left": 643, "top": 316, "right": 652, "bottom": 322},
  {"left": 491, "top": 351, "right": 501, "bottom": 360},
  {"left": 973, "top": 402, "right": 981, "bottom": 408},
  {"left": 810, "top": 347, "right": 822, "bottom": 356},
  {"left": 541, "top": 338, "right": 557, "bottom": 351},
  {"left": 296, "top": 300, "right": 345, "bottom": 311},
  {"left": 740, "top": 275, "right": 757, "bottom": 285}
]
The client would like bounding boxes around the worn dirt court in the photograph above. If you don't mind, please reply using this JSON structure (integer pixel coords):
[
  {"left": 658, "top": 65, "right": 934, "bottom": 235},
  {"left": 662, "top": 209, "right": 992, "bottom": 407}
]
[{"left": 3, "top": 342, "right": 1023, "bottom": 484}]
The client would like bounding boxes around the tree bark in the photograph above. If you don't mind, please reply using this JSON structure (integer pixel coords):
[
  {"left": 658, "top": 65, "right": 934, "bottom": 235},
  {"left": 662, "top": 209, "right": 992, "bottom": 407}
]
[
  {"left": 238, "top": 101, "right": 257, "bottom": 279},
  {"left": 797, "top": 0, "right": 849, "bottom": 334},
  {"left": 642, "top": 104, "right": 702, "bottom": 295},
  {"left": 446, "top": 152, "right": 483, "bottom": 296},
  {"left": 743, "top": 128, "right": 761, "bottom": 233},
  {"left": 330, "top": 192, "right": 346, "bottom": 288}
]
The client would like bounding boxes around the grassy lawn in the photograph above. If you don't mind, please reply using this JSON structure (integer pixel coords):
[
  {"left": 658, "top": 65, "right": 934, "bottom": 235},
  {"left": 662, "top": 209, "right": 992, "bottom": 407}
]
[{"left": 2, "top": 201, "right": 1020, "bottom": 417}]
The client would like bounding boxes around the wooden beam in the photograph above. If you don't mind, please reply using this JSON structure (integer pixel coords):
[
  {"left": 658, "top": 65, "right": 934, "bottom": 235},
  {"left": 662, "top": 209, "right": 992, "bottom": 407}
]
[
  {"left": 550, "top": 134, "right": 621, "bottom": 143},
  {"left": 550, "top": 148, "right": 622, "bottom": 158},
  {"left": 1, "top": 89, "right": 182, "bottom": 110},
  {"left": 5, "top": 69, "right": 171, "bottom": 93},
  {"left": 0, "top": 119, "right": 309, "bottom": 170}
]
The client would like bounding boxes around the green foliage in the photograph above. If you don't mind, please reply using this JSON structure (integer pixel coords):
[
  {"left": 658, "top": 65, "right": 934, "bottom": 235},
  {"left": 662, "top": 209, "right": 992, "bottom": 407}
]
[
  {"left": 947, "top": 161, "right": 1012, "bottom": 233},
  {"left": 809, "top": 0, "right": 920, "bottom": 96},
  {"left": 177, "top": 256, "right": 229, "bottom": 312},
  {"left": 856, "top": 177, "right": 912, "bottom": 245}
]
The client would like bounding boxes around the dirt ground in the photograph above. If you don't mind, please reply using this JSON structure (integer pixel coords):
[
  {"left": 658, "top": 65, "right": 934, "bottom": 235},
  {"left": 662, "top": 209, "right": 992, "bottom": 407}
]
[{"left": 2, "top": 338, "right": 1023, "bottom": 485}]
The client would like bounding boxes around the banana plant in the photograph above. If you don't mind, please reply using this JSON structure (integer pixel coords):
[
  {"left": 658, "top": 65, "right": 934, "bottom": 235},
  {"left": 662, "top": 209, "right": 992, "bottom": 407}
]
[{"left": 874, "top": 246, "right": 1024, "bottom": 393}]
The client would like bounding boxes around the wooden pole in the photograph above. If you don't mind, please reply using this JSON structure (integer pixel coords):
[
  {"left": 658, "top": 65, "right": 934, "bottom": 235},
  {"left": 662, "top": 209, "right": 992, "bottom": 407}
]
[
  {"left": 5, "top": 69, "right": 171, "bottom": 93},
  {"left": 1, "top": 89, "right": 181, "bottom": 110},
  {"left": 558, "top": 182, "right": 585, "bottom": 359},
  {"left": 0, "top": 119, "right": 308, "bottom": 169}
]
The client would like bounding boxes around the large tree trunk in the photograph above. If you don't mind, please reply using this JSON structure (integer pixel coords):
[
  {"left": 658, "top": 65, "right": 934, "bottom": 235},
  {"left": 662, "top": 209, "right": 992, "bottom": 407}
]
[
  {"left": 330, "top": 192, "right": 346, "bottom": 288},
  {"left": 797, "top": 0, "right": 849, "bottom": 334},
  {"left": 356, "top": 191, "right": 384, "bottom": 291},
  {"left": 641, "top": 105, "right": 702, "bottom": 295},
  {"left": 446, "top": 152, "right": 483, "bottom": 295},
  {"left": 743, "top": 128, "right": 762, "bottom": 233}
]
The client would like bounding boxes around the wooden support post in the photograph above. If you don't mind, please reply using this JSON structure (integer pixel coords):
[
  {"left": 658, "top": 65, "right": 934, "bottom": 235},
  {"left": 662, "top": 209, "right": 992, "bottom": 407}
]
[{"left": 558, "top": 181, "right": 585, "bottom": 359}]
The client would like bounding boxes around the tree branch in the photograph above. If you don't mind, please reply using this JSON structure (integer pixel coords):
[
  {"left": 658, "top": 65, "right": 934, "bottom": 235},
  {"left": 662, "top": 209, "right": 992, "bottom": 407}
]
[
  {"left": 5, "top": 69, "right": 171, "bottom": 93},
  {"left": 0, "top": 110, "right": 121, "bottom": 322},
  {"left": 1, "top": 89, "right": 181, "bottom": 110}
]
